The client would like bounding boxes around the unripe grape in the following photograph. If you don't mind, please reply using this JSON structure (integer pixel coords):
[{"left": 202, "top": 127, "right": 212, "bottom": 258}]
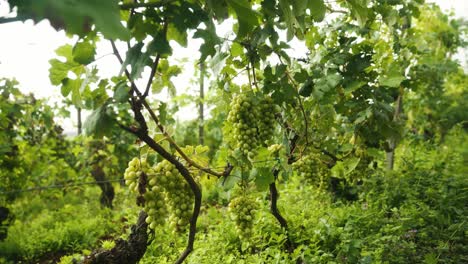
[
  {"left": 148, "top": 160, "right": 194, "bottom": 232},
  {"left": 229, "top": 196, "right": 258, "bottom": 239},
  {"left": 227, "top": 93, "right": 278, "bottom": 159},
  {"left": 292, "top": 154, "right": 330, "bottom": 185}
]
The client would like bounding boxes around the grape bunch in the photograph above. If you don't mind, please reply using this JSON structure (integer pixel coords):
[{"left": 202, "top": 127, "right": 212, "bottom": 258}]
[
  {"left": 257, "top": 96, "right": 277, "bottom": 145},
  {"left": 153, "top": 160, "right": 193, "bottom": 232},
  {"left": 124, "top": 158, "right": 167, "bottom": 229},
  {"left": 124, "top": 157, "right": 151, "bottom": 193},
  {"left": 227, "top": 93, "right": 278, "bottom": 159},
  {"left": 311, "top": 104, "right": 336, "bottom": 136},
  {"left": 124, "top": 157, "right": 193, "bottom": 232},
  {"left": 292, "top": 154, "right": 330, "bottom": 183},
  {"left": 228, "top": 94, "right": 259, "bottom": 159},
  {"left": 143, "top": 185, "right": 168, "bottom": 230},
  {"left": 228, "top": 196, "right": 258, "bottom": 239}
]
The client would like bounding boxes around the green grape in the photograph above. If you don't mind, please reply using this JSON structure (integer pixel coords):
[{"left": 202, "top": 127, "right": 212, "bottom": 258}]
[
  {"left": 228, "top": 196, "right": 258, "bottom": 239},
  {"left": 124, "top": 157, "right": 152, "bottom": 193},
  {"left": 292, "top": 154, "right": 330, "bottom": 185},
  {"left": 227, "top": 94, "right": 278, "bottom": 159},
  {"left": 228, "top": 94, "right": 259, "bottom": 157},
  {"left": 152, "top": 160, "right": 193, "bottom": 232},
  {"left": 124, "top": 157, "right": 196, "bottom": 232},
  {"left": 257, "top": 96, "right": 277, "bottom": 145},
  {"left": 143, "top": 185, "right": 168, "bottom": 229}
]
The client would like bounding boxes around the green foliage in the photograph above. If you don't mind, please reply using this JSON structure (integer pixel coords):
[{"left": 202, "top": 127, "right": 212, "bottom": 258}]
[
  {"left": 0, "top": 79, "right": 77, "bottom": 202},
  {"left": 132, "top": 128, "right": 467, "bottom": 263},
  {"left": 9, "top": 0, "right": 129, "bottom": 39},
  {"left": 0, "top": 189, "right": 121, "bottom": 262}
]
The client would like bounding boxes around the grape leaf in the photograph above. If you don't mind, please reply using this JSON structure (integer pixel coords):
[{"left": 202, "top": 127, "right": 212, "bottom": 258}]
[
  {"left": 380, "top": 67, "right": 405, "bottom": 87},
  {"left": 147, "top": 32, "right": 172, "bottom": 56},
  {"left": 291, "top": 0, "right": 308, "bottom": 17},
  {"left": 347, "top": 0, "right": 370, "bottom": 26},
  {"left": 252, "top": 167, "right": 274, "bottom": 191},
  {"left": 308, "top": 0, "right": 326, "bottom": 22},
  {"left": 167, "top": 23, "right": 188, "bottom": 47},
  {"left": 194, "top": 21, "right": 221, "bottom": 61},
  {"left": 299, "top": 78, "right": 314, "bottom": 97},
  {"left": 279, "top": 0, "right": 295, "bottom": 41},
  {"left": 119, "top": 42, "right": 151, "bottom": 80},
  {"left": 226, "top": 0, "right": 259, "bottom": 40},
  {"left": 10, "top": 0, "right": 129, "bottom": 40},
  {"left": 331, "top": 158, "right": 361, "bottom": 179},
  {"left": 72, "top": 41, "right": 96, "bottom": 65},
  {"left": 113, "top": 81, "right": 129, "bottom": 103},
  {"left": 83, "top": 104, "right": 114, "bottom": 137},
  {"left": 49, "top": 45, "right": 81, "bottom": 86}
]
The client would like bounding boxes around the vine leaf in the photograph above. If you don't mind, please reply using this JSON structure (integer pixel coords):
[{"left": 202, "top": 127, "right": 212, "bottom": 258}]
[
  {"left": 331, "top": 157, "right": 361, "bottom": 178},
  {"left": 9, "top": 0, "right": 130, "bottom": 40},
  {"left": 219, "top": 172, "right": 240, "bottom": 190},
  {"left": 113, "top": 81, "right": 130, "bottom": 103},
  {"left": 226, "top": 0, "right": 259, "bottom": 40},
  {"left": 49, "top": 45, "right": 81, "bottom": 86},
  {"left": 313, "top": 73, "right": 342, "bottom": 99},
  {"left": 299, "top": 78, "right": 314, "bottom": 97},
  {"left": 72, "top": 41, "right": 96, "bottom": 65},
  {"left": 291, "top": 0, "right": 308, "bottom": 17},
  {"left": 119, "top": 42, "right": 151, "bottom": 80},
  {"left": 279, "top": 0, "right": 295, "bottom": 41},
  {"left": 63, "top": 78, "right": 85, "bottom": 108},
  {"left": 252, "top": 167, "right": 274, "bottom": 191},
  {"left": 308, "top": 0, "right": 326, "bottom": 22},
  {"left": 167, "top": 23, "right": 188, "bottom": 48},
  {"left": 49, "top": 44, "right": 96, "bottom": 108},
  {"left": 346, "top": 0, "right": 370, "bottom": 26},
  {"left": 151, "top": 60, "right": 181, "bottom": 96},
  {"left": 380, "top": 66, "right": 405, "bottom": 87},
  {"left": 177, "top": 145, "right": 210, "bottom": 167},
  {"left": 147, "top": 32, "right": 172, "bottom": 56},
  {"left": 84, "top": 104, "right": 114, "bottom": 137},
  {"left": 206, "top": 0, "right": 229, "bottom": 21},
  {"left": 194, "top": 21, "right": 221, "bottom": 61}
]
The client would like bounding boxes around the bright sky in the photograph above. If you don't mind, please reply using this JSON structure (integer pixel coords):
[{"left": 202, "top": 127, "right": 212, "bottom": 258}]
[{"left": 0, "top": 0, "right": 466, "bottom": 134}]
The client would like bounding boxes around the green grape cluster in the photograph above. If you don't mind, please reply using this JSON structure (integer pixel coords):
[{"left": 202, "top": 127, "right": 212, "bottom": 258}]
[
  {"left": 257, "top": 96, "right": 276, "bottom": 144},
  {"left": 153, "top": 160, "right": 193, "bottom": 232},
  {"left": 124, "top": 158, "right": 193, "bottom": 232},
  {"left": 228, "top": 196, "right": 258, "bottom": 239},
  {"left": 312, "top": 104, "right": 336, "bottom": 135},
  {"left": 228, "top": 94, "right": 259, "bottom": 159},
  {"left": 143, "top": 185, "right": 168, "bottom": 230},
  {"left": 124, "top": 157, "right": 151, "bottom": 192},
  {"left": 227, "top": 93, "right": 278, "bottom": 159},
  {"left": 124, "top": 158, "right": 167, "bottom": 230},
  {"left": 292, "top": 154, "right": 330, "bottom": 183}
]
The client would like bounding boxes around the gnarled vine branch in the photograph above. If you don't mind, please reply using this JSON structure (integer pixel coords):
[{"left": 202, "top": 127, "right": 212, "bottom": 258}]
[
  {"left": 268, "top": 118, "right": 300, "bottom": 254},
  {"left": 110, "top": 36, "right": 202, "bottom": 263},
  {"left": 83, "top": 210, "right": 149, "bottom": 264}
]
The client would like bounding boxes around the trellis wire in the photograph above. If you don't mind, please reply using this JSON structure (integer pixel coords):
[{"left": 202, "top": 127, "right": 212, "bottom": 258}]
[{"left": 0, "top": 159, "right": 280, "bottom": 195}]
